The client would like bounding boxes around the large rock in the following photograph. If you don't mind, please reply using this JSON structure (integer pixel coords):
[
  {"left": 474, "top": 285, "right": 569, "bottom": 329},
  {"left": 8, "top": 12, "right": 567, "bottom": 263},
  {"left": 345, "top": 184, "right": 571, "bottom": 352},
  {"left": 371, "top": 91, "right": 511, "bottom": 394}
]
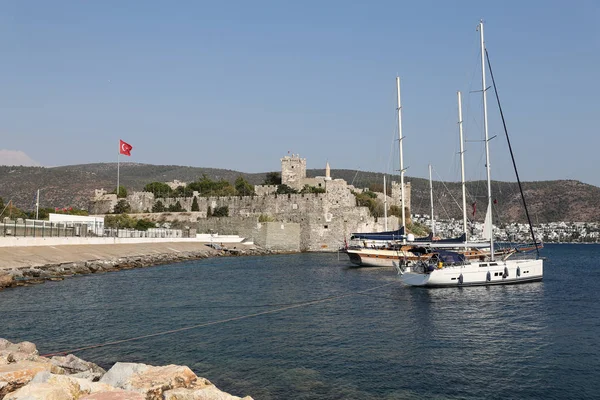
[
  {"left": 3, "top": 382, "right": 74, "bottom": 400},
  {"left": 0, "top": 360, "right": 58, "bottom": 398},
  {"left": 0, "top": 340, "right": 45, "bottom": 366},
  {"left": 6, "top": 371, "right": 123, "bottom": 399},
  {"left": 0, "top": 272, "right": 14, "bottom": 290},
  {"left": 100, "top": 363, "right": 211, "bottom": 399},
  {"left": 0, "top": 340, "right": 254, "bottom": 400},
  {"left": 80, "top": 391, "right": 146, "bottom": 400},
  {"left": 51, "top": 353, "right": 106, "bottom": 381},
  {"left": 164, "top": 386, "right": 254, "bottom": 400}
]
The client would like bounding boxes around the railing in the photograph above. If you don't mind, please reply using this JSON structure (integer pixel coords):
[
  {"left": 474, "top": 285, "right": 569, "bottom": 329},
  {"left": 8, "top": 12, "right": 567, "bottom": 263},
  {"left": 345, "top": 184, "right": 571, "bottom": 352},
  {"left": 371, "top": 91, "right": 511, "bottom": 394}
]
[
  {"left": 1, "top": 220, "right": 92, "bottom": 238},
  {"left": 0, "top": 219, "right": 192, "bottom": 239}
]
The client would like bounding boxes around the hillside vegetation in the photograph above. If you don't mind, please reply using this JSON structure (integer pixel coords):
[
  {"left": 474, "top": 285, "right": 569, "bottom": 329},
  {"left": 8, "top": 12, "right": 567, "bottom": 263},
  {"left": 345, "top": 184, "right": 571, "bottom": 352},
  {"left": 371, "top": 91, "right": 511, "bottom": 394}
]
[{"left": 0, "top": 163, "right": 598, "bottom": 223}]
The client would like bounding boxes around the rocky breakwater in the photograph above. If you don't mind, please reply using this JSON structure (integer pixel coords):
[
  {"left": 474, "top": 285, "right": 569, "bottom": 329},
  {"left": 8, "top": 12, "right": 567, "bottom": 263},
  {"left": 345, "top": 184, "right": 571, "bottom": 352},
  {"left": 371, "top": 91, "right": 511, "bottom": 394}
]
[
  {"left": 0, "top": 338, "right": 253, "bottom": 399},
  {"left": 0, "top": 245, "right": 277, "bottom": 291}
]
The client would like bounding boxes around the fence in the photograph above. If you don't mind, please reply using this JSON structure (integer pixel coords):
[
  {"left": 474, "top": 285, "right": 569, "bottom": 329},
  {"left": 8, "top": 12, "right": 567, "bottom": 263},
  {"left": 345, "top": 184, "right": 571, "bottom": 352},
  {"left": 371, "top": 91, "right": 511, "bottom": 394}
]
[{"left": 0, "top": 219, "right": 192, "bottom": 239}]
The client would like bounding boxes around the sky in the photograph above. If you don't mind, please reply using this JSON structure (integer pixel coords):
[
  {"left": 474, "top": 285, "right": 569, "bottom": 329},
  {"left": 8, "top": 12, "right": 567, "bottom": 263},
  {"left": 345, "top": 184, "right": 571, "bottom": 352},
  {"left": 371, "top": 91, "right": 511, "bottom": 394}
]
[{"left": 0, "top": 1, "right": 598, "bottom": 186}]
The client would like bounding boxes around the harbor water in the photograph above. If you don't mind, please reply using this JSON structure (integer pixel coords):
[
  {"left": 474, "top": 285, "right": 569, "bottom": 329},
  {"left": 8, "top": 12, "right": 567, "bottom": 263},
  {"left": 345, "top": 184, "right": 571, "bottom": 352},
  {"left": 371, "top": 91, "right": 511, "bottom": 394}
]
[{"left": 1, "top": 243, "right": 599, "bottom": 399}]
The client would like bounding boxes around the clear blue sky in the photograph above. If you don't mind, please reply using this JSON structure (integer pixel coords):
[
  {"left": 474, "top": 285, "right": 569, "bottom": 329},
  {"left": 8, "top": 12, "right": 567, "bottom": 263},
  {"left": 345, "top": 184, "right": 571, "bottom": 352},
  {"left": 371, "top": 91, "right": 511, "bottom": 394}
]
[{"left": 1, "top": 1, "right": 598, "bottom": 186}]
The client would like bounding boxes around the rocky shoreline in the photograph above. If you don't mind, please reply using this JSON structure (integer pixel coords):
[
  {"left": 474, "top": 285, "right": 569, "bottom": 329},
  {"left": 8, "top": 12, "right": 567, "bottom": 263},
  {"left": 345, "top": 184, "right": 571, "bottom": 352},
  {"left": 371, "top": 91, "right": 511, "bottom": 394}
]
[
  {"left": 0, "top": 243, "right": 281, "bottom": 291},
  {"left": 0, "top": 338, "right": 253, "bottom": 399}
]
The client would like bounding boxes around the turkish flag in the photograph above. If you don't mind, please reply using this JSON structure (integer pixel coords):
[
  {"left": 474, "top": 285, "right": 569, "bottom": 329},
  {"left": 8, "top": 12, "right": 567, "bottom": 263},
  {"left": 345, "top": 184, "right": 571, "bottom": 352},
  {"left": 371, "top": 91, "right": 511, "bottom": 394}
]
[{"left": 119, "top": 140, "right": 133, "bottom": 156}]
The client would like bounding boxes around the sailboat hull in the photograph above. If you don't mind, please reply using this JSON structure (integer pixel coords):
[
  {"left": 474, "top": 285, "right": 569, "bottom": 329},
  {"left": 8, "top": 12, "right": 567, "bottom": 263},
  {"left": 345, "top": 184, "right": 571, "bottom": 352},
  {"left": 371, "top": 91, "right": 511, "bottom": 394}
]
[
  {"left": 399, "top": 259, "right": 543, "bottom": 287},
  {"left": 345, "top": 248, "right": 419, "bottom": 268}
]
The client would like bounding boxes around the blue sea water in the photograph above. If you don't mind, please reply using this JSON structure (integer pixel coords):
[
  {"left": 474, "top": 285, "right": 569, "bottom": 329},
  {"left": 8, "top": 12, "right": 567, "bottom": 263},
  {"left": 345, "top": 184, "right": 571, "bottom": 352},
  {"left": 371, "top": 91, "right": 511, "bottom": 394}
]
[{"left": 1, "top": 243, "right": 599, "bottom": 399}]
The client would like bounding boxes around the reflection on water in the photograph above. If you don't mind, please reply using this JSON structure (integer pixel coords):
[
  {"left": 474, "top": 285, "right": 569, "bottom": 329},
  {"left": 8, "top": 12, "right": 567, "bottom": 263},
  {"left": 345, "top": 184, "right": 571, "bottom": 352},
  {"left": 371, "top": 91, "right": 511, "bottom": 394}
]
[{"left": 1, "top": 245, "right": 599, "bottom": 399}]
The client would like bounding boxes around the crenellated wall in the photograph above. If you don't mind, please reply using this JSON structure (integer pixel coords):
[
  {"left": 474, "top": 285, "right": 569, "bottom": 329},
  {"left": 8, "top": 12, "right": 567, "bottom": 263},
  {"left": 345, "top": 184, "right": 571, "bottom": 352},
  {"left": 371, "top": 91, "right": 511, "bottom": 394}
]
[{"left": 88, "top": 154, "right": 411, "bottom": 251}]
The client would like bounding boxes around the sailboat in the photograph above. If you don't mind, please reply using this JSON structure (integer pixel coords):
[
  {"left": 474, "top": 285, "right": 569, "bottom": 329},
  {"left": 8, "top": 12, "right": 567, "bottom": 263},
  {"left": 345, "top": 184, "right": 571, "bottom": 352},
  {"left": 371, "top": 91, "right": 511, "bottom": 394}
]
[
  {"left": 399, "top": 20, "right": 543, "bottom": 287},
  {"left": 344, "top": 78, "right": 488, "bottom": 268}
]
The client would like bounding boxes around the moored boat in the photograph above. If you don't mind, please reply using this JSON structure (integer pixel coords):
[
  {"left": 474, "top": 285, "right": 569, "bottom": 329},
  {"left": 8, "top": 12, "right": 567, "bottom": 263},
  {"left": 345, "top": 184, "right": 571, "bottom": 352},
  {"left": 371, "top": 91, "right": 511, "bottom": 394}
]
[{"left": 399, "top": 20, "right": 543, "bottom": 287}]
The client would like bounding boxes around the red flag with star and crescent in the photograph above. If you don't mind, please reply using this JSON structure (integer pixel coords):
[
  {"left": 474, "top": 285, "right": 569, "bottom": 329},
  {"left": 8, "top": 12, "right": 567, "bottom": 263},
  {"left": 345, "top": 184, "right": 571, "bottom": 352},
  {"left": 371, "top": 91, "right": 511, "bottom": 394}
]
[{"left": 119, "top": 140, "right": 133, "bottom": 156}]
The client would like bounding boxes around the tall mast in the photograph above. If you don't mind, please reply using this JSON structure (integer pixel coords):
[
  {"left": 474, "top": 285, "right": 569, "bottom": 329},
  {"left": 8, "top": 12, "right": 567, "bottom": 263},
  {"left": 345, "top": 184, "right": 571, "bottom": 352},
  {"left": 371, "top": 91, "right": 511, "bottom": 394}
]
[
  {"left": 383, "top": 175, "right": 388, "bottom": 231},
  {"left": 429, "top": 164, "right": 435, "bottom": 237},
  {"left": 396, "top": 76, "right": 406, "bottom": 242},
  {"left": 457, "top": 91, "right": 467, "bottom": 239},
  {"left": 479, "top": 20, "right": 494, "bottom": 259}
]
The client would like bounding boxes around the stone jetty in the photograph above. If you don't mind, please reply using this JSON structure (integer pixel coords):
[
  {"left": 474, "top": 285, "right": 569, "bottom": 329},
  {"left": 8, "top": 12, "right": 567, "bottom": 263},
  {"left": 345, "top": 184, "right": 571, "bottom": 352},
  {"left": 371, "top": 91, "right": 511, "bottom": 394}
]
[
  {"left": 0, "top": 242, "right": 279, "bottom": 291},
  {"left": 0, "top": 338, "right": 253, "bottom": 399}
]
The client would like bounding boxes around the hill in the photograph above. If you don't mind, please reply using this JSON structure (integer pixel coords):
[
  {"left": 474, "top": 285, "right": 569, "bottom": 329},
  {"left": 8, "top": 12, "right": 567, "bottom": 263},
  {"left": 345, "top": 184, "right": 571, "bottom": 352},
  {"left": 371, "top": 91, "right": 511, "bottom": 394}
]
[{"left": 0, "top": 163, "right": 599, "bottom": 223}]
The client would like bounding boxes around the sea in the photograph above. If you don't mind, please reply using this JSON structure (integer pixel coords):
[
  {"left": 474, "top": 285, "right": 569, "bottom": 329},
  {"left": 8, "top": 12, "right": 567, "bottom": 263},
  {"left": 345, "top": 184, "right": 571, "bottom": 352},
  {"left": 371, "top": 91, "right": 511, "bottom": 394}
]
[{"left": 1, "top": 243, "right": 599, "bottom": 400}]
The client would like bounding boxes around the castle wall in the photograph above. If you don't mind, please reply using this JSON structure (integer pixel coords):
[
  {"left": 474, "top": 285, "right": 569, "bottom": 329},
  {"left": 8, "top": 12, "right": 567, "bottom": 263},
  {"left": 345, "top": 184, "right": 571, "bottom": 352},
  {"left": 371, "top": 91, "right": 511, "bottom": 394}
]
[
  {"left": 194, "top": 217, "right": 300, "bottom": 251},
  {"left": 254, "top": 185, "right": 277, "bottom": 196},
  {"left": 88, "top": 154, "right": 412, "bottom": 252},
  {"left": 128, "top": 192, "right": 155, "bottom": 213}
]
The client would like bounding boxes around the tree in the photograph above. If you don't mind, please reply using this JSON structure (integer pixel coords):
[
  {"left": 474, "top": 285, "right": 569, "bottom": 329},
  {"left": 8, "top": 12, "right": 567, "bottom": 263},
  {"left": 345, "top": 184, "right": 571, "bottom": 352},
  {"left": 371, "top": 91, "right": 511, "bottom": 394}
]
[
  {"left": 152, "top": 200, "right": 166, "bottom": 213},
  {"left": 235, "top": 176, "right": 255, "bottom": 196},
  {"left": 112, "top": 185, "right": 128, "bottom": 198},
  {"left": 135, "top": 219, "right": 156, "bottom": 231},
  {"left": 191, "top": 197, "right": 200, "bottom": 211},
  {"left": 212, "top": 205, "right": 229, "bottom": 217},
  {"left": 104, "top": 214, "right": 137, "bottom": 228},
  {"left": 276, "top": 184, "right": 298, "bottom": 194},
  {"left": 264, "top": 172, "right": 281, "bottom": 185},
  {"left": 171, "top": 185, "right": 187, "bottom": 198},
  {"left": 299, "top": 184, "right": 325, "bottom": 194},
  {"left": 143, "top": 182, "right": 173, "bottom": 197},
  {"left": 187, "top": 175, "right": 236, "bottom": 197},
  {"left": 353, "top": 191, "right": 383, "bottom": 217},
  {"left": 168, "top": 201, "right": 184, "bottom": 212},
  {"left": 113, "top": 199, "right": 131, "bottom": 214}
]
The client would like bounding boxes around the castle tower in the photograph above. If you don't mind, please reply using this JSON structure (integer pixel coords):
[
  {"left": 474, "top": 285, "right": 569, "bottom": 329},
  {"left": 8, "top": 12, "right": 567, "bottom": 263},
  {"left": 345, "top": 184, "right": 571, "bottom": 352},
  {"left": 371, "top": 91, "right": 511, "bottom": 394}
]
[
  {"left": 281, "top": 154, "right": 307, "bottom": 190},
  {"left": 391, "top": 181, "right": 412, "bottom": 222}
]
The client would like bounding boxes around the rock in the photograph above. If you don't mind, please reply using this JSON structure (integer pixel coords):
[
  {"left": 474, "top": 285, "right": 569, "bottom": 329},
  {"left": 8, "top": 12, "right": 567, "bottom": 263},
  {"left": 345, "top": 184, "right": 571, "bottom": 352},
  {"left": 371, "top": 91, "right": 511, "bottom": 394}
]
[
  {"left": 164, "top": 386, "right": 254, "bottom": 400},
  {"left": 0, "top": 272, "right": 14, "bottom": 290},
  {"left": 3, "top": 382, "right": 74, "bottom": 400},
  {"left": 51, "top": 353, "right": 106, "bottom": 380},
  {"left": 0, "top": 338, "right": 11, "bottom": 350},
  {"left": 99, "top": 362, "right": 149, "bottom": 389},
  {"left": 80, "top": 391, "right": 146, "bottom": 400},
  {"left": 16, "top": 341, "right": 38, "bottom": 355},
  {"left": 0, "top": 340, "right": 48, "bottom": 366},
  {"left": 31, "top": 371, "right": 116, "bottom": 395},
  {"left": 100, "top": 363, "right": 210, "bottom": 399},
  {"left": 0, "top": 360, "right": 57, "bottom": 398}
]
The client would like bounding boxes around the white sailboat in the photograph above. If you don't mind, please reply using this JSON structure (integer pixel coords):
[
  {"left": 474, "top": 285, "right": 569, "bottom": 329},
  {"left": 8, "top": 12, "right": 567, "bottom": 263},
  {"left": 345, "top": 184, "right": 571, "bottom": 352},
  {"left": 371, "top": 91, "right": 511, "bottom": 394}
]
[{"left": 399, "top": 20, "right": 543, "bottom": 287}]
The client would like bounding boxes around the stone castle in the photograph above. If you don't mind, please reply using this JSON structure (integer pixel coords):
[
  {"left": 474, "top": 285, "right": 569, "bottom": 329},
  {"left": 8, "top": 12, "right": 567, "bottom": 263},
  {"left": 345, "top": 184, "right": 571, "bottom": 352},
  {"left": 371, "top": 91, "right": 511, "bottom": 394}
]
[{"left": 89, "top": 155, "right": 411, "bottom": 251}]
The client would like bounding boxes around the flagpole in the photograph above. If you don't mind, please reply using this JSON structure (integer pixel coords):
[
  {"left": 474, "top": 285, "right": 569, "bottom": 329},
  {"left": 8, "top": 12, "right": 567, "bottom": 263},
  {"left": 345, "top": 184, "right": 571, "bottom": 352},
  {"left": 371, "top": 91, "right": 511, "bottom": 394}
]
[{"left": 117, "top": 141, "right": 120, "bottom": 197}]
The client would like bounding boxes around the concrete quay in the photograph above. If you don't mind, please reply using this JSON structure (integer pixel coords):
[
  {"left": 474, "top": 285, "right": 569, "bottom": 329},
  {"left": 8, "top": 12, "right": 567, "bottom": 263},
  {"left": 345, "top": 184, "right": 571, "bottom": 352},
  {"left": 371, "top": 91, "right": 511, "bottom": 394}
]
[{"left": 0, "top": 240, "right": 273, "bottom": 291}]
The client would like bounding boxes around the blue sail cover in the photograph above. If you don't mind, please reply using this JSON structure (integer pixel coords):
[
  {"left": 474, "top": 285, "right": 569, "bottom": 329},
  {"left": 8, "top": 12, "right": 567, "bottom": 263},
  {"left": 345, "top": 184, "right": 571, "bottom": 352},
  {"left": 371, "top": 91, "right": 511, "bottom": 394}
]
[
  {"left": 436, "top": 250, "right": 466, "bottom": 264},
  {"left": 350, "top": 226, "right": 405, "bottom": 241}
]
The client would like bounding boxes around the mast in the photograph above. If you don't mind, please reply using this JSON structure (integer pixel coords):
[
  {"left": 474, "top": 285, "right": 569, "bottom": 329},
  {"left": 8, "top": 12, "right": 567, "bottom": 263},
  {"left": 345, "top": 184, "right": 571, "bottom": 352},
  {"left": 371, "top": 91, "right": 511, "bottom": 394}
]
[
  {"left": 396, "top": 77, "right": 406, "bottom": 243},
  {"left": 479, "top": 20, "right": 494, "bottom": 260},
  {"left": 457, "top": 91, "right": 467, "bottom": 239},
  {"left": 429, "top": 164, "right": 435, "bottom": 237},
  {"left": 383, "top": 175, "right": 388, "bottom": 231}
]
